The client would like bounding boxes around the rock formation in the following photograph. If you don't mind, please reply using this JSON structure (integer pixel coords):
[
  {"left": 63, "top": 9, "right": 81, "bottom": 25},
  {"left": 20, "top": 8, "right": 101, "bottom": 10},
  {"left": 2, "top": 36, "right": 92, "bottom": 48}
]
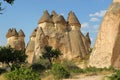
[
  {"left": 26, "top": 28, "right": 37, "bottom": 63},
  {"left": 6, "top": 28, "right": 25, "bottom": 50},
  {"left": 89, "top": 0, "right": 120, "bottom": 68},
  {"left": 26, "top": 10, "right": 91, "bottom": 64}
]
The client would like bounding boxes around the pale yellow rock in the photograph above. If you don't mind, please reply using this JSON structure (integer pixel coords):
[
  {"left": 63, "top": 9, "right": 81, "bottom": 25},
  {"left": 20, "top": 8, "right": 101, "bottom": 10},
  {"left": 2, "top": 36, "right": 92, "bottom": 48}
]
[
  {"left": 89, "top": 2, "right": 120, "bottom": 68},
  {"left": 113, "top": 0, "right": 120, "bottom": 2},
  {"left": 6, "top": 28, "right": 25, "bottom": 50},
  {"left": 26, "top": 11, "right": 91, "bottom": 63}
]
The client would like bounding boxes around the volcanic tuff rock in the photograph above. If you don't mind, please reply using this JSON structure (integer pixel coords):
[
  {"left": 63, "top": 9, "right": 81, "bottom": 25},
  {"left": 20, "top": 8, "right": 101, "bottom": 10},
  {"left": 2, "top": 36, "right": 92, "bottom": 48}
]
[
  {"left": 6, "top": 28, "right": 25, "bottom": 50},
  {"left": 26, "top": 28, "right": 38, "bottom": 63},
  {"left": 89, "top": 0, "right": 120, "bottom": 68},
  {"left": 26, "top": 10, "right": 91, "bottom": 64}
]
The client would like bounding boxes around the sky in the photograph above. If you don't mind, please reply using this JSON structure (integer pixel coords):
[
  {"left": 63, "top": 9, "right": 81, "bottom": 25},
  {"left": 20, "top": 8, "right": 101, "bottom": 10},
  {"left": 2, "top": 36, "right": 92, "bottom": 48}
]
[{"left": 0, "top": 0, "right": 112, "bottom": 46}]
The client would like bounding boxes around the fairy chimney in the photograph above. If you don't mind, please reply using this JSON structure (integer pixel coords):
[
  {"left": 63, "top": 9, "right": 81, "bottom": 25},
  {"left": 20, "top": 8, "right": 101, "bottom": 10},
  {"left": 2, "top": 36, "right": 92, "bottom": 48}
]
[
  {"left": 18, "top": 29, "right": 25, "bottom": 50},
  {"left": 6, "top": 28, "right": 18, "bottom": 48},
  {"left": 89, "top": 1, "right": 120, "bottom": 68},
  {"left": 26, "top": 11, "right": 91, "bottom": 64},
  {"left": 6, "top": 28, "right": 25, "bottom": 50},
  {"left": 66, "top": 11, "right": 88, "bottom": 59}
]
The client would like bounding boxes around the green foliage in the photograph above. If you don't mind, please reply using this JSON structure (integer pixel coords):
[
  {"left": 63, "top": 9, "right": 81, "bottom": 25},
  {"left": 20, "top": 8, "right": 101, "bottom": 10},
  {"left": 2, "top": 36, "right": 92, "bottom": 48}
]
[
  {"left": 84, "top": 67, "right": 102, "bottom": 73},
  {"left": 62, "top": 60, "right": 116, "bottom": 74},
  {"left": 0, "top": 46, "right": 27, "bottom": 68},
  {"left": 51, "top": 62, "right": 70, "bottom": 80},
  {"left": 62, "top": 60, "right": 82, "bottom": 73},
  {"left": 42, "top": 46, "right": 61, "bottom": 65},
  {"left": 0, "top": 0, "right": 14, "bottom": 14},
  {"left": 11, "top": 63, "right": 21, "bottom": 70},
  {"left": 38, "top": 58, "right": 51, "bottom": 69},
  {"left": 0, "top": 68, "right": 6, "bottom": 74},
  {"left": 108, "top": 70, "right": 120, "bottom": 80},
  {"left": 4, "top": 0, "right": 14, "bottom": 4},
  {"left": 31, "top": 63, "right": 46, "bottom": 72},
  {"left": 5, "top": 67, "right": 41, "bottom": 80}
]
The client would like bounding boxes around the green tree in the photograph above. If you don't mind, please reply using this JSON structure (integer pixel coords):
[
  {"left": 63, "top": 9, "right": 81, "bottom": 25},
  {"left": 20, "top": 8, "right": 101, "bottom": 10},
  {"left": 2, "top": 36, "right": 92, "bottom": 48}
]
[
  {"left": 0, "top": 46, "right": 27, "bottom": 68},
  {"left": 0, "top": 0, "right": 15, "bottom": 14},
  {"left": 42, "top": 46, "right": 61, "bottom": 65}
]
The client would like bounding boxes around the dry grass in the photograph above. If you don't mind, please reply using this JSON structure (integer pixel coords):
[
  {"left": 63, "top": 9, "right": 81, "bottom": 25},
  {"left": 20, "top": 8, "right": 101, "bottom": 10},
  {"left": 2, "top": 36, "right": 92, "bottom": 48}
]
[
  {"left": 0, "top": 74, "right": 6, "bottom": 80},
  {"left": 41, "top": 74, "right": 54, "bottom": 80}
]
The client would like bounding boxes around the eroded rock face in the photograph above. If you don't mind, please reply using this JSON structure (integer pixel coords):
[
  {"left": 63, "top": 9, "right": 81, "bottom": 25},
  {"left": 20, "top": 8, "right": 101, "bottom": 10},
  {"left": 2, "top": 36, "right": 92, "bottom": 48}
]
[
  {"left": 26, "top": 11, "right": 91, "bottom": 63},
  {"left": 89, "top": 1, "right": 120, "bottom": 68},
  {"left": 26, "top": 28, "right": 37, "bottom": 63}
]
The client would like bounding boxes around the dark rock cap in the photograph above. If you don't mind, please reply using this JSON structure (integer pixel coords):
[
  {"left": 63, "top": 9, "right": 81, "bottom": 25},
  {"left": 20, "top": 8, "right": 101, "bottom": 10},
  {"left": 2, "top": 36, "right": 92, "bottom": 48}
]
[
  {"left": 11, "top": 28, "right": 18, "bottom": 37},
  {"left": 53, "top": 15, "right": 67, "bottom": 24},
  {"left": 38, "top": 10, "right": 53, "bottom": 24},
  {"left": 18, "top": 29, "right": 25, "bottom": 37},
  {"left": 51, "top": 10, "right": 58, "bottom": 17},
  {"left": 67, "top": 11, "right": 81, "bottom": 27},
  {"left": 6, "top": 28, "right": 12, "bottom": 38}
]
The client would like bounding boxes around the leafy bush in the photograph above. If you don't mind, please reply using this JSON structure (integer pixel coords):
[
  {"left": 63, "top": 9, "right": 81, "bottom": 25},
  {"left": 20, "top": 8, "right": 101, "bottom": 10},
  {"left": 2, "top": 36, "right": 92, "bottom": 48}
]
[
  {"left": 0, "top": 68, "right": 6, "bottom": 74},
  {"left": 62, "top": 60, "right": 84, "bottom": 73},
  {"left": 31, "top": 63, "right": 46, "bottom": 72},
  {"left": 42, "top": 46, "right": 62, "bottom": 65},
  {"left": 38, "top": 58, "right": 51, "bottom": 69},
  {"left": 51, "top": 62, "right": 70, "bottom": 80},
  {"left": 4, "top": 67, "right": 41, "bottom": 80},
  {"left": 84, "top": 67, "right": 103, "bottom": 73},
  {"left": 0, "top": 46, "right": 27, "bottom": 68},
  {"left": 108, "top": 70, "right": 120, "bottom": 80}
]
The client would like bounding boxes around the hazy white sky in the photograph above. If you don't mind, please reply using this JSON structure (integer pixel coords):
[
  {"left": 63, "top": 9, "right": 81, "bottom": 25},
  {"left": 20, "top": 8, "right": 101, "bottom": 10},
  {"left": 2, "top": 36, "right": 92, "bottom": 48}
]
[{"left": 0, "top": 0, "right": 112, "bottom": 46}]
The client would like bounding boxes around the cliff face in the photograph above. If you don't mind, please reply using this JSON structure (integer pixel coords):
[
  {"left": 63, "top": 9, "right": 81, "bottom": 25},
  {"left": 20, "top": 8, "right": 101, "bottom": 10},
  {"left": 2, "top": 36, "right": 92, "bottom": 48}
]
[
  {"left": 26, "top": 10, "right": 91, "bottom": 64},
  {"left": 89, "top": 1, "right": 120, "bottom": 68}
]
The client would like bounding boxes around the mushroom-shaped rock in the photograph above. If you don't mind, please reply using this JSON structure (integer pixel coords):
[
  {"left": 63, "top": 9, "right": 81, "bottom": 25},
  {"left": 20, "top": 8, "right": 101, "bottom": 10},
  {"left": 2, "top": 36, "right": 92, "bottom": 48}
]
[
  {"left": 18, "top": 29, "right": 25, "bottom": 37},
  {"left": 11, "top": 28, "right": 18, "bottom": 37},
  {"left": 38, "top": 10, "right": 52, "bottom": 24},
  {"left": 67, "top": 11, "right": 81, "bottom": 27},
  {"left": 30, "top": 27, "right": 38, "bottom": 37},
  {"left": 6, "top": 28, "right": 12, "bottom": 38},
  {"left": 54, "top": 15, "right": 66, "bottom": 24}
]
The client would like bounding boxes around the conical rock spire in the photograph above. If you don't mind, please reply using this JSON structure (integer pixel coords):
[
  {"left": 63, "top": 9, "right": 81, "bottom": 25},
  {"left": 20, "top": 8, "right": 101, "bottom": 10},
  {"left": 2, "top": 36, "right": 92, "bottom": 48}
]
[
  {"left": 18, "top": 29, "right": 25, "bottom": 37},
  {"left": 6, "top": 28, "right": 12, "bottom": 38},
  {"left": 67, "top": 11, "right": 81, "bottom": 27},
  {"left": 53, "top": 15, "right": 66, "bottom": 24},
  {"left": 11, "top": 28, "right": 18, "bottom": 37},
  {"left": 38, "top": 10, "right": 52, "bottom": 24}
]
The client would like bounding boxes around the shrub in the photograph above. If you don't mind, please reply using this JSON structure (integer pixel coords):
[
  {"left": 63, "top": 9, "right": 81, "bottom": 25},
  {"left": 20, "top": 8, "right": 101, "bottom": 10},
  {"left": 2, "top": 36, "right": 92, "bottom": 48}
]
[
  {"left": 4, "top": 67, "right": 41, "bottom": 80},
  {"left": 31, "top": 63, "right": 46, "bottom": 72},
  {"left": 37, "top": 58, "right": 51, "bottom": 69},
  {"left": 62, "top": 60, "right": 84, "bottom": 73},
  {"left": 0, "top": 68, "right": 6, "bottom": 74},
  {"left": 108, "top": 70, "right": 120, "bottom": 80},
  {"left": 51, "top": 62, "right": 70, "bottom": 80},
  {"left": 84, "top": 67, "right": 103, "bottom": 73}
]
